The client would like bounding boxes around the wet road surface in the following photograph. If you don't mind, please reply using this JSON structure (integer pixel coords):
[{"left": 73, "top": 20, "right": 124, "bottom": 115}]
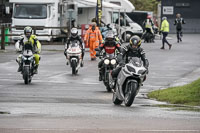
[{"left": 0, "top": 34, "right": 200, "bottom": 133}]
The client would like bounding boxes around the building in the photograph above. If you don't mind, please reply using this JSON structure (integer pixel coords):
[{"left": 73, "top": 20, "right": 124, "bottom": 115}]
[
  {"left": 161, "top": 0, "right": 200, "bottom": 33},
  {"left": 0, "top": 0, "right": 12, "bottom": 24}
]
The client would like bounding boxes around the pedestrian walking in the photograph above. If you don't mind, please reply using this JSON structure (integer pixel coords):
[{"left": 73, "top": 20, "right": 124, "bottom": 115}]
[
  {"left": 84, "top": 22, "right": 103, "bottom": 60},
  {"left": 160, "top": 17, "right": 172, "bottom": 50},
  {"left": 174, "top": 13, "right": 185, "bottom": 43}
]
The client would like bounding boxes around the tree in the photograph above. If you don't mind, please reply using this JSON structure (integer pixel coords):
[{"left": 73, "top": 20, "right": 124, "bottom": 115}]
[{"left": 129, "top": 0, "right": 160, "bottom": 14}]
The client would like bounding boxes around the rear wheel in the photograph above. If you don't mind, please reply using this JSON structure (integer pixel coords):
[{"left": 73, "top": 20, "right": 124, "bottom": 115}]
[
  {"left": 71, "top": 60, "right": 77, "bottom": 75},
  {"left": 124, "top": 81, "right": 138, "bottom": 107}
]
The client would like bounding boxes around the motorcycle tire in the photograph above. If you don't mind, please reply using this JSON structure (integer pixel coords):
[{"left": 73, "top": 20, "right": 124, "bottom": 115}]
[
  {"left": 103, "top": 72, "right": 111, "bottom": 92},
  {"left": 124, "top": 80, "right": 138, "bottom": 107},
  {"left": 112, "top": 85, "right": 123, "bottom": 105},
  {"left": 23, "top": 66, "right": 30, "bottom": 84},
  {"left": 71, "top": 60, "right": 77, "bottom": 75}
]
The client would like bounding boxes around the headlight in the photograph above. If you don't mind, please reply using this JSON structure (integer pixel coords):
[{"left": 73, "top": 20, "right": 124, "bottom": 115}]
[
  {"left": 28, "top": 56, "right": 33, "bottom": 60},
  {"left": 111, "top": 59, "right": 116, "bottom": 65},
  {"left": 22, "top": 56, "right": 27, "bottom": 60},
  {"left": 104, "top": 59, "right": 110, "bottom": 65}
]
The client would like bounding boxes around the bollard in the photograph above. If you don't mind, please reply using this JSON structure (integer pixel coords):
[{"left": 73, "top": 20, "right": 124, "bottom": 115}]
[
  {"left": 1, "top": 26, "right": 5, "bottom": 50},
  {"left": 5, "top": 28, "right": 9, "bottom": 46}
]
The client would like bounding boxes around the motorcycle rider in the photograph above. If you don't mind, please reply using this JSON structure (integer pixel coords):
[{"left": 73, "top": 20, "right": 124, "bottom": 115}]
[
  {"left": 174, "top": 13, "right": 185, "bottom": 43},
  {"left": 64, "top": 27, "right": 85, "bottom": 66},
  {"left": 96, "top": 31, "right": 122, "bottom": 81},
  {"left": 16, "top": 26, "right": 41, "bottom": 74},
  {"left": 142, "top": 15, "right": 154, "bottom": 42},
  {"left": 112, "top": 35, "right": 148, "bottom": 79}
]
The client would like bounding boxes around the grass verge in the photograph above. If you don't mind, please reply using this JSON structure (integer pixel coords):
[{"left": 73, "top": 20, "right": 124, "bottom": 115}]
[{"left": 148, "top": 78, "right": 200, "bottom": 106}]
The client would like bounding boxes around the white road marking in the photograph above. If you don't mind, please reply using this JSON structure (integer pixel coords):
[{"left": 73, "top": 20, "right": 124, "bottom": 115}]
[{"left": 140, "top": 130, "right": 200, "bottom": 132}]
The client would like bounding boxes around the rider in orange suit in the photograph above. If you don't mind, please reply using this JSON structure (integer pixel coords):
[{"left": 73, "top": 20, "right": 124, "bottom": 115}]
[{"left": 84, "top": 22, "right": 103, "bottom": 60}]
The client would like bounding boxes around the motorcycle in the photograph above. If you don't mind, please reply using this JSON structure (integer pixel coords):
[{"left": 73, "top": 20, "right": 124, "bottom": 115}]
[
  {"left": 112, "top": 57, "right": 148, "bottom": 107},
  {"left": 96, "top": 49, "right": 118, "bottom": 92},
  {"left": 101, "top": 24, "right": 122, "bottom": 44},
  {"left": 65, "top": 41, "right": 82, "bottom": 75},
  {"left": 20, "top": 43, "right": 36, "bottom": 84},
  {"left": 142, "top": 28, "right": 154, "bottom": 43}
]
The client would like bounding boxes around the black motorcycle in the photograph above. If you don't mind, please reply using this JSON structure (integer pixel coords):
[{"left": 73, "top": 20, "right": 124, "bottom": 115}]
[
  {"left": 142, "top": 28, "right": 154, "bottom": 43},
  {"left": 96, "top": 49, "right": 118, "bottom": 92},
  {"left": 21, "top": 43, "right": 36, "bottom": 84}
]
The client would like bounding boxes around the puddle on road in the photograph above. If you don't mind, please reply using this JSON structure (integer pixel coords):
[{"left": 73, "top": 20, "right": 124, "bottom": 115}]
[
  {"left": 142, "top": 104, "right": 200, "bottom": 112},
  {"left": 0, "top": 111, "right": 10, "bottom": 114}
]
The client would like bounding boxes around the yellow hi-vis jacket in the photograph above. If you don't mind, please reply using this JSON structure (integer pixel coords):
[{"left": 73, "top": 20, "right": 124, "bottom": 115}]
[{"left": 160, "top": 19, "right": 169, "bottom": 32}]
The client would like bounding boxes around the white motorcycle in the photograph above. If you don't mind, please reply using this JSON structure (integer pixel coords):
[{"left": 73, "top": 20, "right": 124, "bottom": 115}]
[
  {"left": 112, "top": 57, "right": 148, "bottom": 107},
  {"left": 65, "top": 41, "right": 83, "bottom": 75}
]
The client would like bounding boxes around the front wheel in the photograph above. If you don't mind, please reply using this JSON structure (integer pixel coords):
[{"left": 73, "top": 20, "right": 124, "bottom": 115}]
[
  {"left": 104, "top": 72, "right": 111, "bottom": 92},
  {"left": 23, "top": 66, "right": 30, "bottom": 84},
  {"left": 124, "top": 81, "right": 138, "bottom": 107},
  {"left": 71, "top": 60, "right": 77, "bottom": 75},
  {"left": 112, "top": 85, "right": 123, "bottom": 105}
]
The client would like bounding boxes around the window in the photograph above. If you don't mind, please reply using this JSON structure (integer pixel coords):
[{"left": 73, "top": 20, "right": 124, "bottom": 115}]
[
  {"left": 14, "top": 4, "right": 47, "bottom": 19},
  {"left": 78, "top": 8, "right": 83, "bottom": 14},
  {"left": 110, "top": 2, "right": 121, "bottom": 6},
  {"left": 175, "top": 3, "right": 190, "bottom": 7}
]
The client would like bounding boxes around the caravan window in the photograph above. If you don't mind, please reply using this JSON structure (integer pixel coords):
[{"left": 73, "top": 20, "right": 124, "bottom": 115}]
[{"left": 14, "top": 4, "right": 47, "bottom": 19}]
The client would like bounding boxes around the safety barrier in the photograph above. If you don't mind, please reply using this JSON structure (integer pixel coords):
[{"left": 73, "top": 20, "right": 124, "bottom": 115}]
[{"left": 0, "top": 24, "right": 69, "bottom": 50}]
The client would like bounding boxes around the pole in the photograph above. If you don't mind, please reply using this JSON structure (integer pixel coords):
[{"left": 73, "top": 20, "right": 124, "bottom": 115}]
[
  {"left": 96, "top": 0, "right": 102, "bottom": 27},
  {"left": 1, "top": 25, "right": 5, "bottom": 50}
]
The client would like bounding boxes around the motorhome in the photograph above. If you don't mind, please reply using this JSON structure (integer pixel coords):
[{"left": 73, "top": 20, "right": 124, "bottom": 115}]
[
  {"left": 9, "top": 0, "right": 77, "bottom": 41},
  {"left": 77, "top": 0, "right": 143, "bottom": 42}
]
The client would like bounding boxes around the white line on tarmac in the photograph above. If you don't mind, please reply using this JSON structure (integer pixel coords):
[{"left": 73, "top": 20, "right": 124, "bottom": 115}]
[{"left": 140, "top": 130, "right": 200, "bottom": 132}]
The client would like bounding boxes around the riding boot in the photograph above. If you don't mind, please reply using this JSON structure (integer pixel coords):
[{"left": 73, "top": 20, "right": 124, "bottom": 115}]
[
  {"left": 17, "top": 64, "right": 22, "bottom": 72},
  {"left": 16, "top": 59, "right": 22, "bottom": 72},
  {"left": 33, "top": 65, "right": 39, "bottom": 74}
]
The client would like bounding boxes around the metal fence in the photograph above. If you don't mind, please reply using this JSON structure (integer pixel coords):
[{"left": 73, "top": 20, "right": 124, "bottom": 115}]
[{"left": 0, "top": 24, "right": 68, "bottom": 50}]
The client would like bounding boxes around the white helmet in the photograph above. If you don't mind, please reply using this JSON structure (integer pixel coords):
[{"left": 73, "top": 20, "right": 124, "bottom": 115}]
[
  {"left": 162, "top": 16, "right": 167, "bottom": 21},
  {"left": 71, "top": 28, "right": 78, "bottom": 38}
]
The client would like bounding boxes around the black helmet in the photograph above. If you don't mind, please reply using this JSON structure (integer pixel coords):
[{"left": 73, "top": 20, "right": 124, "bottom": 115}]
[
  {"left": 129, "top": 35, "right": 141, "bottom": 47},
  {"left": 105, "top": 31, "right": 114, "bottom": 42},
  {"left": 71, "top": 28, "right": 78, "bottom": 38},
  {"left": 24, "top": 26, "right": 32, "bottom": 38}
]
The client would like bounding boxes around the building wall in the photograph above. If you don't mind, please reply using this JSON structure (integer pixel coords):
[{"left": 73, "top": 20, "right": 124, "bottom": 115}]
[{"left": 161, "top": 0, "right": 200, "bottom": 33}]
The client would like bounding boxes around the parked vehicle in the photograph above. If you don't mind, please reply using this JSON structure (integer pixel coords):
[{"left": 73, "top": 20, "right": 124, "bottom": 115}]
[
  {"left": 112, "top": 57, "right": 148, "bottom": 106},
  {"left": 100, "top": 24, "right": 121, "bottom": 44},
  {"left": 65, "top": 40, "right": 83, "bottom": 75},
  {"left": 9, "top": 0, "right": 77, "bottom": 41}
]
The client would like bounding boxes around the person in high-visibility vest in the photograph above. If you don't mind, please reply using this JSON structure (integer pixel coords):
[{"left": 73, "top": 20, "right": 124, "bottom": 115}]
[
  {"left": 160, "top": 17, "right": 172, "bottom": 50},
  {"left": 84, "top": 22, "right": 103, "bottom": 60},
  {"left": 142, "top": 15, "right": 155, "bottom": 42},
  {"left": 16, "top": 26, "right": 41, "bottom": 74}
]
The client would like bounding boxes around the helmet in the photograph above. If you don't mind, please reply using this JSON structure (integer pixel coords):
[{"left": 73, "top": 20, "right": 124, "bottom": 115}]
[
  {"left": 162, "top": 16, "right": 167, "bottom": 21},
  {"left": 105, "top": 31, "right": 115, "bottom": 42},
  {"left": 24, "top": 26, "right": 32, "bottom": 38},
  {"left": 147, "top": 15, "right": 151, "bottom": 19},
  {"left": 176, "top": 13, "right": 181, "bottom": 18},
  {"left": 129, "top": 35, "right": 141, "bottom": 48},
  {"left": 71, "top": 28, "right": 78, "bottom": 38}
]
